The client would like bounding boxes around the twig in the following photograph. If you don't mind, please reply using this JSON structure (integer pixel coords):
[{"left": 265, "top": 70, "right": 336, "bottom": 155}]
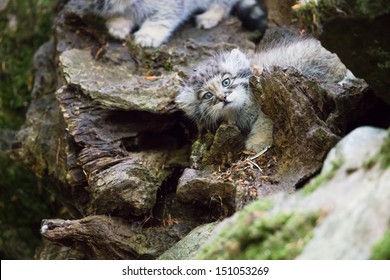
[{"left": 248, "top": 145, "right": 271, "bottom": 160}]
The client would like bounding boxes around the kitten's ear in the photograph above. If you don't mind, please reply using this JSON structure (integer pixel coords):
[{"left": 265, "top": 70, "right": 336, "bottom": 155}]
[
  {"left": 225, "top": 48, "right": 250, "bottom": 69},
  {"left": 230, "top": 48, "right": 245, "bottom": 59},
  {"left": 230, "top": 48, "right": 249, "bottom": 63}
]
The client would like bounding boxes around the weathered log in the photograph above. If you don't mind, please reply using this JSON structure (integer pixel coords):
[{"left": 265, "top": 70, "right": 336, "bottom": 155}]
[
  {"left": 55, "top": 84, "right": 190, "bottom": 216},
  {"left": 251, "top": 65, "right": 370, "bottom": 191},
  {"left": 40, "top": 215, "right": 180, "bottom": 259}
]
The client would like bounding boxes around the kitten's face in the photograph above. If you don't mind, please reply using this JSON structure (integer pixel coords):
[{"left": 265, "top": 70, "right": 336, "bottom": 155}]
[{"left": 176, "top": 49, "right": 252, "bottom": 130}]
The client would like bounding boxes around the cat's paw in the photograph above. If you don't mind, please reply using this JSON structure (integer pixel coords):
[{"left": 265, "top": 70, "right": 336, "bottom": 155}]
[
  {"left": 106, "top": 17, "right": 134, "bottom": 40},
  {"left": 337, "top": 70, "right": 358, "bottom": 88},
  {"left": 196, "top": 13, "right": 220, "bottom": 29},
  {"left": 134, "top": 26, "right": 168, "bottom": 47},
  {"left": 196, "top": 7, "right": 226, "bottom": 29}
]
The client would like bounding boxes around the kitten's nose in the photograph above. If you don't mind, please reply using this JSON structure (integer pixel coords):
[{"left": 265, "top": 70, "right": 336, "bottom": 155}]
[
  {"left": 217, "top": 94, "right": 226, "bottom": 102},
  {"left": 217, "top": 94, "right": 231, "bottom": 107}
]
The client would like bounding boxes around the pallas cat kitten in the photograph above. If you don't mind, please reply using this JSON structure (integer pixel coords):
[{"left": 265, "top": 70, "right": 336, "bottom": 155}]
[
  {"left": 91, "top": 0, "right": 242, "bottom": 47},
  {"left": 176, "top": 34, "right": 357, "bottom": 152}
]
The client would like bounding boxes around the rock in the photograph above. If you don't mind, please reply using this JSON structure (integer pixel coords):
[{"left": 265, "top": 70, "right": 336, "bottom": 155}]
[
  {"left": 190, "top": 126, "right": 390, "bottom": 259},
  {"left": 322, "top": 126, "right": 388, "bottom": 173},
  {"left": 12, "top": 41, "right": 62, "bottom": 177},
  {"left": 197, "top": 203, "right": 321, "bottom": 260},
  {"left": 40, "top": 215, "right": 179, "bottom": 259},
  {"left": 176, "top": 168, "right": 237, "bottom": 218},
  {"left": 35, "top": 240, "right": 88, "bottom": 260},
  {"left": 89, "top": 154, "right": 176, "bottom": 215},
  {"left": 159, "top": 222, "right": 218, "bottom": 260},
  {"left": 298, "top": 127, "right": 390, "bottom": 259},
  {"left": 249, "top": 59, "right": 370, "bottom": 194},
  {"left": 189, "top": 123, "right": 246, "bottom": 170},
  {"left": 59, "top": 47, "right": 178, "bottom": 113},
  {"left": 11, "top": 41, "right": 88, "bottom": 216},
  {"left": 56, "top": 84, "right": 191, "bottom": 216}
]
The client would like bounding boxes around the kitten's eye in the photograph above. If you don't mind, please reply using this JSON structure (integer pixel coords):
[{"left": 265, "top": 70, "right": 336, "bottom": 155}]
[
  {"left": 222, "top": 78, "right": 231, "bottom": 87},
  {"left": 203, "top": 92, "right": 213, "bottom": 100}
]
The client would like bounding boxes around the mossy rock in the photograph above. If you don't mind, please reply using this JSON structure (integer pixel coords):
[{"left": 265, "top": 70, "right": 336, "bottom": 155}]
[
  {"left": 196, "top": 198, "right": 321, "bottom": 260},
  {"left": 371, "top": 228, "right": 390, "bottom": 260}
]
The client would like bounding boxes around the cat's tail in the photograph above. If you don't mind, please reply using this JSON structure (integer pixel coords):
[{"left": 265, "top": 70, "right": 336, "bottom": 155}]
[{"left": 235, "top": 0, "right": 268, "bottom": 33}]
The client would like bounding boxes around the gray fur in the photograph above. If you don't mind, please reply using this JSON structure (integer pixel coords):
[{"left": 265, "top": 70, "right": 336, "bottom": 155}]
[
  {"left": 176, "top": 36, "right": 355, "bottom": 152},
  {"left": 91, "top": 0, "right": 239, "bottom": 47},
  {"left": 254, "top": 36, "right": 349, "bottom": 83}
]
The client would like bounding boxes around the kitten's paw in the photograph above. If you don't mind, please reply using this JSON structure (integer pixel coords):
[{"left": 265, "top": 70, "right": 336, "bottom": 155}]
[
  {"left": 245, "top": 112, "right": 273, "bottom": 153},
  {"left": 337, "top": 70, "right": 358, "bottom": 88},
  {"left": 134, "top": 26, "right": 169, "bottom": 47},
  {"left": 134, "top": 33, "right": 163, "bottom": 47},
  {"left": 196, "top": 13, "right": 220, "bottom": 29},
  {"left": 196, "top": 6, "right": 227, "bottom": 29},
  {"left": 106, "top": 17, "right": 133, "bottom": 40}
]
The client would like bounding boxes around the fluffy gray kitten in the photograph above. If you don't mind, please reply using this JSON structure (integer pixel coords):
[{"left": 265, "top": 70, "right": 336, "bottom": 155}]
[
  {"left": 176, "top": 35, "right": 356, "bottom": 152},
  {"left": 91, "top": 0, "right": 239, "bottom": 47}
]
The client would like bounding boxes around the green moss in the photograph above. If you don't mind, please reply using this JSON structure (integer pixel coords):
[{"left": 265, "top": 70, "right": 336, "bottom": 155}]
[
  {"left": 243, "top": 197, "right": 275, "bottom": 213},
  {"left": 189, "top": 132, "right": 215, "bottom": 168},
  {"left": 302, "top": 159, "right": 343, "bottom": 195},
  {"left": 196, "top": 198, "right": 321, "bottom": 260},
  {"left": 361, "top": 129, "right": 390, "bottom": 170},
  {"left": 379, "top": 129, "right": 390, "bottom": 169},
  {"left": 370, "top": 228, "right": 390, "bottom": 260},
  {"left": 362, "top": 155, "right": 378, "bottom": 170}
]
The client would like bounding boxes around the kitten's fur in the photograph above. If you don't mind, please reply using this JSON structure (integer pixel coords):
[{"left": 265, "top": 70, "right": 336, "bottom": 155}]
[
  {"left": 176, "top": 35, "right": 356, "bottom": 152},
  {"left": 91, "top": 0, "right": 239, "bottom": 47}
]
